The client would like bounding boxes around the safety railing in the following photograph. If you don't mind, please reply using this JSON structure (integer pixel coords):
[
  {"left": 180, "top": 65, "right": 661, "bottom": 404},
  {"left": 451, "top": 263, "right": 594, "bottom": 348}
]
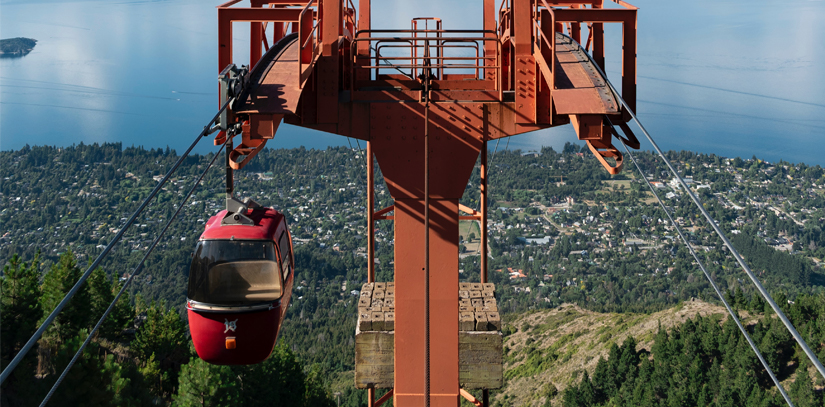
[
  {"left": 538, "top": 0, "right": 638, "bottom": 112},
  {"left": 218, "top": 0, "right": 355, "bottom": 90},
  {"left": 350, "top": 29, "right": 501, "bottom": 96},
  {"left": 344, "top": 0, "right": 357, "bottom": 39},
  {"left": 492, "top": 0, "right": 636, "bottom": 111},
  {"left": 498, "top": 0, "right": 512, "bottom": 39},
  {"left": 299, "top": 0, "right": 320, "bottom": 85}
]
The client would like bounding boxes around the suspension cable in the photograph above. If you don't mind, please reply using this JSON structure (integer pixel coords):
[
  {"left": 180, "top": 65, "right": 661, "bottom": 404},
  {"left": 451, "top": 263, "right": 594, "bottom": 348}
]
[
  {"left": 574, "top": 39, "right": 825, "bottom": 379},
  {"left": 488, "top": 136, "right": 508, "bottom": 171},
  {"left": 619, "top": 140, "right": 795, "bottom": 406},
  {"left": 345, "top": 137, "right": 377, "bottom": 220},
  {"left": 39, "top": 138, "right": 229, "bottom": 406},
  {"left": 471, "top": 137, "right": 500, "bottom": 257},
  {"left": 0, "top": 99, "right": 231, "bottom": 385}
]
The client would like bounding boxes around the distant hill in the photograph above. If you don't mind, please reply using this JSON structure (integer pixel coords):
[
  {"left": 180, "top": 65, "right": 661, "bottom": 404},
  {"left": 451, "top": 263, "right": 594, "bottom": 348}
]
[
  {"left": 498, "top": 300, "right": 741, "bottom": 406},
  {"left": 0, "top": 37, "right": 37, "bottom": 56}
]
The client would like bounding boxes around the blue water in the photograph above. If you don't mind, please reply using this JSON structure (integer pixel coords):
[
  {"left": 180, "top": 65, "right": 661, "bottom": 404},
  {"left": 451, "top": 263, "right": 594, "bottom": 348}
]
[{"left": 1, "top": 0, "right": 824, "bottom": 165}]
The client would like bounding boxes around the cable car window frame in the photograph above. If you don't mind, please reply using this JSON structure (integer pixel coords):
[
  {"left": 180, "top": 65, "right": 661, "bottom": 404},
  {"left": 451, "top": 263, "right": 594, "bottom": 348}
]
[
  {"left": 187, "top": 239, "right": 284, "bottom": 307},
  {"left": 278, "top": 230, "right": 292, "bottom": 281}
]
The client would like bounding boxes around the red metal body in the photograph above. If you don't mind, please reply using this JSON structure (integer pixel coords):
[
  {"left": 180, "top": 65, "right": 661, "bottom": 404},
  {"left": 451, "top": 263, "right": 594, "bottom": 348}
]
[
  {"left": 187, "top": 208, "right": 294, "bottom": 365},
  {"left": 188, "top": 303, "right": 286, "bottom": 365},
  {"left": 216, "top": 0, "right": 638, "bottom": 404},
  {"left": 201, "top": 209, "right": 285, "bottom": 240}
]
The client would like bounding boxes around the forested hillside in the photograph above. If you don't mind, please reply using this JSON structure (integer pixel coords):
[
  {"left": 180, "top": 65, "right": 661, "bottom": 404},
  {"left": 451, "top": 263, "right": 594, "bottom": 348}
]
[
  {"left": 499, "top": 295, "right": 825, "bottom": 406},
  {"left": 0, "top": 252, "right": 335, "bottom": 406},
  {"left": 2, "top": 142, "right": 825, "bottom": 405}
]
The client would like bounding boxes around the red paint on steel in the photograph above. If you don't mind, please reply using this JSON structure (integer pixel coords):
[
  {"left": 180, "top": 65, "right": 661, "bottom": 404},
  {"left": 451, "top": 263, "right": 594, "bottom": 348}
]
[
  {"left": 189, "top": 206, "right": 295, "bottom": 365},
  {"left": 235, "top": 39, "right": 303, "bottom": 115},
  {"left": 200, "top": 208, "right": 284, "bottom": 241},
  {"left": 214, "top": 1, "right": 639, "bottom": 403},
  {"left": 374, "top": 389, "right": 394, "bottom": 407},
  {"left": 480, "top": 136, "right": 488, "bottom": 283},
  {"left": 367, "top": 141, "right": 375, "bottom": 283},
  {"left": 188, "top": 305, "right": 281, "bottom": 365}
]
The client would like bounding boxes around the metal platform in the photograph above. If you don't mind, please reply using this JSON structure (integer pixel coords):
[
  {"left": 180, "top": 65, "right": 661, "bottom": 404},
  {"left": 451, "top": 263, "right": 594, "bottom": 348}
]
[
  {"left": 235, "top": 34, "right": 302, "bottom": 115},
  {"left": 553, "top": 33, "right": 620, "bottom": 115}
]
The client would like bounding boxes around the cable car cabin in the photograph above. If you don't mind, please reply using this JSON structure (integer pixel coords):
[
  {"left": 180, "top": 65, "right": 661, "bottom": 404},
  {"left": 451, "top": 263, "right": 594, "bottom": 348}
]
[{"left": 186, "top": 207, "right": 294, "bottom": 365}]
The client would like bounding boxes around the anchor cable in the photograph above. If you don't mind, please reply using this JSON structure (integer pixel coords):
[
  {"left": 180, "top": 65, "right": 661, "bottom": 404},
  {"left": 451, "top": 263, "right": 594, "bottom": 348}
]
[
  {"left": 0, "top": 98, "right": 231, "bottom": 385},
  {"left": 619, "top": 140, "right": 795, "bottom": 407},
  {"left": 573, "top": 35, "right": 825, "bottom": 379},
  {"left": 39, "top": 137, "right": 230, "bottom": 407}
]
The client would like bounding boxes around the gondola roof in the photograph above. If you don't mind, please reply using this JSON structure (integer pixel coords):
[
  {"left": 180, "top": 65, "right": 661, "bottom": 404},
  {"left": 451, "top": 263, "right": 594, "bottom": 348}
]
[{"left": 201, "top": 208, "right": 284, "bottom": 241}]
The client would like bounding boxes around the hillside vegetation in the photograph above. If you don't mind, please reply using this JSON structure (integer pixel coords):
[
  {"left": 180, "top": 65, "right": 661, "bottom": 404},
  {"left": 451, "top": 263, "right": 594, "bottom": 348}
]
[
  {"left": 498, "top": 297, "right": 825, "bottom": 407},
  {"left": 0, "top": 252, "right": 336, "bottom": 406},
  {"left": 3, "top": 143, "right": 825, "bottom": 405}
]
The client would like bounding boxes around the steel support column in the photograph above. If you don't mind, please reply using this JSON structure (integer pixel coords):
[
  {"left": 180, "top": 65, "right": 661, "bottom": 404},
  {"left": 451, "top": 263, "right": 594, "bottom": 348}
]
[
  {"left": 367, "top": 140, "right": 375, "bottom": 283},
  {"left": 480, "top": 138, "right": 488, "bottom": 283},
  {"left": 592, "top": 0, "right": 605, "bottom": 70},
  {"left": 392, "top": 198, "right": 459, "bottom": 406},
  {"left": 483, "top": 0, "right": 497, "bottom": 81},
  {"left": 369, "top": 101, "right": 482, "bottom": 407},
  {"left": 621, "top": 10, "right": 637, "bottom": 113},
  {"left": 356, "top": 0, "right": 371, "bottom": 81},
  {"left": 251, "top": 2, "right": 263, "bottom": 67},
  {"left": 318, "top": 0, "right": 340, "bottom": 123},
  {"left": 513, "top": 0, "right": 537, "bottom": 123}
]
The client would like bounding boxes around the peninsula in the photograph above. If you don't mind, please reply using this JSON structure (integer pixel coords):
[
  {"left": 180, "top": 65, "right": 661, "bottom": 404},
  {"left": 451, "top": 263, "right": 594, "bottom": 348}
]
[{"left": 0, "top": 37, "right": 37, "bottom": 56}]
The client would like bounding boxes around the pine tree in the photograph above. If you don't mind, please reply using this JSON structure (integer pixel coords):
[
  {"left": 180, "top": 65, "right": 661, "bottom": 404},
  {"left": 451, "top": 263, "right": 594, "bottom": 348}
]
[
  {"left": 86, "top": 268, "right": 132, "bottom": 340},
  {"left": 39, "top": 251, "right": 92, "bottom": 344},
  {"left": 1, "top": 254, "right": 44, "bottom": 407},
  {"left": 132, "top": 301, "right": 188, "bottom": 399},
  {"left": 87, "top": 267, "right": 114, "bottom": 330},
  {"left": 105, "top": 356, "right": 154, "bottom": 407},
  {"left": 45, "top": 330, "right": 117, "bottom": 407},
  {"left": 790, "top": 358, "right": 819, "bottom": 407},
  {"left": 104, "top": 280, "right": 134, "bottom": 340},
  {"left": 173, "top": 343, "right": 335, "bottom": 407},
  {"left": 173, "top": 355, "right": 236, "bottom": 406},
  {"left": 1, "top": 253, "right": 43, "bottom": 362}
]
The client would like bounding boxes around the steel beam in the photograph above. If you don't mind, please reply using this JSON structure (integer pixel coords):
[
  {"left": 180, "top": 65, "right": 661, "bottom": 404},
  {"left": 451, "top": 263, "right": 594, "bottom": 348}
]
[
  {"left": 317, "top": 0, "right": 340, "bottom": 123},
  {"left": 513, "top": 0, "right": 536, "bottom": 124},
  {"left": 368, "top": 140, "right": 375, "bottom": 283},
  {"left": 480, "top": 137, "right": 488, "bottom": 283}
]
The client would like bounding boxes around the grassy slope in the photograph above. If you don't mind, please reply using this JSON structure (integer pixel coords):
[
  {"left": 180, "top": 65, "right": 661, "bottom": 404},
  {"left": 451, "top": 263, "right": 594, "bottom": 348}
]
[{"left": 497, "top": 300, "right": 751, "bottom": 407}]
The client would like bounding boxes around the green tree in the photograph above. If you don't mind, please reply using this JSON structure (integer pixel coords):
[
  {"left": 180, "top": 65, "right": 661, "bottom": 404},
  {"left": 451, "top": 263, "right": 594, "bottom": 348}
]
[
  {"left": 1, "top": 253, "right": 43, "bottom": 362},
  {"left": 174, "top": 343, "right": 335, "bottom": 407},
  {"left": 173, "top": 355, "right": 237, "bottom": 406},
  {"left": 39, "top": 251, "right": 91, "bottom": 344},
  {"left": 1, "top": 253, "right": 44, "bottom": 407},
  {"left": 790, "top": 359, "right": 819, "bottom": 407},
  {"left": 132, "top": 301, "right": 189, "bottom": 399},
  {"left": 45, "top": 330, "right": 116, "bottom": 407},
  {"left": 87, "top": 268, "right": 133, "bottom": 340}
]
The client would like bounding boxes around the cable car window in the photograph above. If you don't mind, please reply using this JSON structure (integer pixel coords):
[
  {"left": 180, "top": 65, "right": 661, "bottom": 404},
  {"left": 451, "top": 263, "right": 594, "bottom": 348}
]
[
  {"left": 278, "top": 231, "right": 291, "bottom": 280},
  {"left": 188, "top": 240, "right": 281, "bottom": 305}
]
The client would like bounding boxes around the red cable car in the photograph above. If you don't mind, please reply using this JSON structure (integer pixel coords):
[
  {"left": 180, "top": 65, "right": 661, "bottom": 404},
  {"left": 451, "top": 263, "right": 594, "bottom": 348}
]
[{"left": 186, "top": 205, "right": 294, "bottom": 365}]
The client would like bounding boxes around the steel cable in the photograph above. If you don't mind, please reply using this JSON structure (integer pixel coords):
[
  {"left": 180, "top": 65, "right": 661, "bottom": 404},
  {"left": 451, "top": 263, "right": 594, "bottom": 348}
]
[
  {"left": 619, "top": 140, "right": 795, "bottom": 407},
  {"left": 40, "top": 138, "right": 229, "bottom": 407},
  {"left": 0, "top": 98, "right": 231, "bottom": 385},
  {"left": 569, "top": 34, "right": 825, "bottom": 379}
]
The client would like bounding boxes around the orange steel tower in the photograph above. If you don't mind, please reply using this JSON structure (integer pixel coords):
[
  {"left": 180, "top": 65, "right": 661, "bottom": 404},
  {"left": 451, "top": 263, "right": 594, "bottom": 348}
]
[{"left": 216, "top": 0, "right": 639, "bottom": 405}]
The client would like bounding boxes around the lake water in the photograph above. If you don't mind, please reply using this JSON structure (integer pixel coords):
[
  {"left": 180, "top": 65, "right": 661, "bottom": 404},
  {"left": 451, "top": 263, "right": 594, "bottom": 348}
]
[{"left": 1, "top": 0, "right": 824, "bottom": 165}]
